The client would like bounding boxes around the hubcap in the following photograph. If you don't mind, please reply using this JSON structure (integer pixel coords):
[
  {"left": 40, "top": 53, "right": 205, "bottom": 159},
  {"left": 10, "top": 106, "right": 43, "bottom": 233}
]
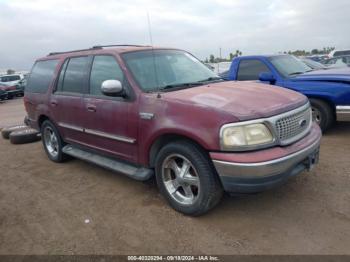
[
  {"left": 43, "top": 126, "right": 59, "bottom": 158},
  {"left": 312, "top": 107, "right": 322, "bottom": 124},
  {"left": 161, "top": 154, "right": 200, "bottom": 205}
]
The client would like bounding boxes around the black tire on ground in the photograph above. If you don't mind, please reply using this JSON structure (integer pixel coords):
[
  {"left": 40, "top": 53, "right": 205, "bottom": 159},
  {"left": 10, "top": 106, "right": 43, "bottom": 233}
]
[
  {"left": 9, "top": 129, "right": 41, "bottom": 144},
  {"left": 1, "top": 125, "right": 28, "bottom": 139},
  {"left": 310, "top": 98, "right": 334, "bottom": 132},
  {"left": 40, "top": 120, "right": 67, "bottom": 162},
  {"left": 155, "top": 140, "right": 223, "bottom": 216}
]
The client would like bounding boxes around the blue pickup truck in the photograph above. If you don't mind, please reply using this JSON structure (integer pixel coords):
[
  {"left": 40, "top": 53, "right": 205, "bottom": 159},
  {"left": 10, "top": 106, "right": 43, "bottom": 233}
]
[{"left": 224, "top": 55, "right": 350, "bottom": 131}]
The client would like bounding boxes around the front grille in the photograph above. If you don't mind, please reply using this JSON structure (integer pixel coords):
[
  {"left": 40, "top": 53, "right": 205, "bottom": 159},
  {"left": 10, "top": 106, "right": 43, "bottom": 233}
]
[{"left": 275, "top": 106, "right": 312, "bottom": 144}]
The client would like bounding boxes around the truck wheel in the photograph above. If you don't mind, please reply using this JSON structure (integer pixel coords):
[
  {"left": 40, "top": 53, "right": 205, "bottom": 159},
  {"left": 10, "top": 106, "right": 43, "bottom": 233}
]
[
  {"left": 1, "top": 125, "right": 28, "bottom": 139},
  {"left": 41, "top": 120, "right": 67, "bottom": 162},
  {"left": 155, "top": 141, "right": 223, "bottom": 216},
  {"left": 310, "top": 98, "right": 334, "bottom": 132},
  {"left": 9, "top": 128, "right": 41, "bottom": 144}
]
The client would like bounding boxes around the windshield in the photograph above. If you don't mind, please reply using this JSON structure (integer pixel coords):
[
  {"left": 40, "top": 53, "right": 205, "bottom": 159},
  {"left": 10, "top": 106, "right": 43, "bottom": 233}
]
[
  {"left": 301, "top": 59, "right": 326, "bottom": 69},
  {"left": 122, "top": 50, "right": 219, "bottom": 92},
  {"left": 0, "top": 75, "right": 20, "bottom": 82},
  {"left": 269, "top": 55, "right": 312, "bottom": 77}
]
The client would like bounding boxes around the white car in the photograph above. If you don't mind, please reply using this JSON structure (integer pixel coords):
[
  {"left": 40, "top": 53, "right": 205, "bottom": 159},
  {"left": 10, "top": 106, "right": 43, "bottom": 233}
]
[
  {"left": 0, "top": 74, "right": 24, "bottom": 86},
  {"left": 328, "top": 49, "right": 350, "bottom": 58}
]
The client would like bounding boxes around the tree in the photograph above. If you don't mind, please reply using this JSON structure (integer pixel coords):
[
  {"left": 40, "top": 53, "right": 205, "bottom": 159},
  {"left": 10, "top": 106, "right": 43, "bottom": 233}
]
[
  {"left": 7, "top": 69, "right": 15, "bottom": 75},
  {"left": 209, "top": 54, "right": 215, "bottom": 63},
  {"left": 235, "top": 50, "right": 242, "bottom": 57},
  {"left": 229, "top": 53, "right": 234, "bottom": 60}
]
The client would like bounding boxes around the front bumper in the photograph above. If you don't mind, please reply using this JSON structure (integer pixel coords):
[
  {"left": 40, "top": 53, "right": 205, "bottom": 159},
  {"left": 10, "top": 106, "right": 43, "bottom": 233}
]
[
  {"left": 336, "top": 106, "right": 350, "bottom": 121},
  {"left": 211, "top": 123, "right": 322, "bottom": 193}
]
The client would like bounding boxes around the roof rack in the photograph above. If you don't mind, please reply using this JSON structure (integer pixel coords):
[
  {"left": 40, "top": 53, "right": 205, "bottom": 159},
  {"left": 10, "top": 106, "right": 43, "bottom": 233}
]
[
  {"left": 48, "top": 46, "right": 102, "bottom": 56},
  {"left": 91, "top": 44, "right": 151, "bottom": 49},
  {"left": 47, "top": 44, "right": 150, "bottom": 56}
]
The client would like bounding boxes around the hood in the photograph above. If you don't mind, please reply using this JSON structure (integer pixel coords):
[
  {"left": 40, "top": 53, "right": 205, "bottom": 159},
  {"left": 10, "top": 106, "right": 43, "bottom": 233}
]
[
  {"left": 161, "top": 81, "right": 307, "bottom": 121},
  {"left": 293, "top": 67, "right": 350, "bottom": 82}
]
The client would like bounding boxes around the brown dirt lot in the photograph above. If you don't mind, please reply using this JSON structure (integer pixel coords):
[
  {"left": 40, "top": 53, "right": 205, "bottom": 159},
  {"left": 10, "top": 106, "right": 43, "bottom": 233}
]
[{"left": 0, "top": 98, "right": 349, "bottom": 255}]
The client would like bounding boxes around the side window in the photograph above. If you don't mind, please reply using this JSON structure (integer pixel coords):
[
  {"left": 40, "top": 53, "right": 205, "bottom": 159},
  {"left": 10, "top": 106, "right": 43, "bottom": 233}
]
[
  {"left": 26, "top": 59, "right": 59, "bottom": 93},
  {"left": 89, "top": 55, "right": 125, "bottom": 96},
  {"left": 61, "top": 56, "right": 89, "bottom": 94},
  {"left": 237, "top": 60, "right": 271, "bottom": 81}
]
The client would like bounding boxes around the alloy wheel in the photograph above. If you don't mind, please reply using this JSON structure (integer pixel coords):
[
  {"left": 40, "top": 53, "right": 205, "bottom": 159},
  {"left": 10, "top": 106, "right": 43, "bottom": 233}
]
[
  {"left": 43, "top": 126, "right": 59, "bottom": 158},
  {"left": 161, "top": 154, "right": 200, "bottom": 205}
]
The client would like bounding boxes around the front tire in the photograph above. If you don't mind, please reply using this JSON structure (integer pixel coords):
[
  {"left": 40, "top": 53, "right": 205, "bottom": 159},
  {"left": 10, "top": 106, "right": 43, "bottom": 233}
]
[
  {"left": 155, "top": 141, "right": 223, "bottom": 216},
  {"left": 41, "top": 120, "right": 67, "bottom": 162},
  {"left": 310, "top": 98, "right": 334, "bottom": 132}
]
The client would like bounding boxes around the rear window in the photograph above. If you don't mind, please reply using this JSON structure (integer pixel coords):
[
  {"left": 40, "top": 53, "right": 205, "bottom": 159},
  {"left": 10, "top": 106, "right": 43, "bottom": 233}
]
[{"left": 26, "top": 59, "right": 59, "bottom": 93}]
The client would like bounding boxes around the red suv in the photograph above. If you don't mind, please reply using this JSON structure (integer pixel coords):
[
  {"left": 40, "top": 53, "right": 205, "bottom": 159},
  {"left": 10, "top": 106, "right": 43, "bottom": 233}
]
[{"left": 24, "top": 45, "right": 322, "bottom": 216}]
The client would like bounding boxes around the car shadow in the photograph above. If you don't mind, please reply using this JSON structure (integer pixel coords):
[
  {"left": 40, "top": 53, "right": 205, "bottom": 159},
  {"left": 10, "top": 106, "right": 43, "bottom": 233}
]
[{"left": 324, "top": 122, "right": 350, "bottom": 136}]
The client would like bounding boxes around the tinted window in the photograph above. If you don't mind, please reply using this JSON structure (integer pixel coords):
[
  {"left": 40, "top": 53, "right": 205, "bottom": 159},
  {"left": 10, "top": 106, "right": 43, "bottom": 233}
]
[
  {"left": 26, "top": 60, "right": 59, "bottom": 93},
  {"left": 237, "top": 60, "right": 271, "bottom": 80},
  {"left": 89, "top": 56, "right": 124, "bottom": 96},
  {"left": 62, "top": 56, "right": 89, "bottom": 93}
]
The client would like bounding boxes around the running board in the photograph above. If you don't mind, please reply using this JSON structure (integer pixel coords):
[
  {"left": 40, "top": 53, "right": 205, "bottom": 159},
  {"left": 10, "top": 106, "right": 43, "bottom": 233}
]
[{"left": 62, "top": 145, "right": 153, "bottom": 181}]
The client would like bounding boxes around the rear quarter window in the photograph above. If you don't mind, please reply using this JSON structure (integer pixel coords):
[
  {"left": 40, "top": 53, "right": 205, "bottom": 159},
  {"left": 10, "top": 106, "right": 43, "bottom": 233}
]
[{"left": 26, "top": 59, "right": 59, "bottom": 93}]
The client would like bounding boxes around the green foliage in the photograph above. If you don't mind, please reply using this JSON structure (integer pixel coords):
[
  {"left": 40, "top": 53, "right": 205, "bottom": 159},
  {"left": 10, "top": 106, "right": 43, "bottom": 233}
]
[
  {"left": 206, "top": 49, "right": 243, "bottom": 63},
  {"left": 283, "top": 47, "right": 335, "bottom": 56}
]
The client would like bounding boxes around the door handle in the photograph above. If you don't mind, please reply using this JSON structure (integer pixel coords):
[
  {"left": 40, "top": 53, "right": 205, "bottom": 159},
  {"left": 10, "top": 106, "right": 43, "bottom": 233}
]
[
  {"left": 87, "top": 104, "right": 97, "bottom": 112},
  {"left": 51, "top": 100, "right": 58, "bottom": 106}
]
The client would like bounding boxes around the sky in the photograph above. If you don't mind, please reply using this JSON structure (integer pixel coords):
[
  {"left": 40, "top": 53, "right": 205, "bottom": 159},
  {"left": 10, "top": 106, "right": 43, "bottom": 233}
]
[{"left": 0, "top": 0, "right": 349, "bottom": 70}]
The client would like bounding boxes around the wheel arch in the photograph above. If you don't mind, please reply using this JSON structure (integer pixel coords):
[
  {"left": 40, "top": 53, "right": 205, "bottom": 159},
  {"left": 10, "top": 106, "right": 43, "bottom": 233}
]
[
  {"left": 38, "top": 114, "right": 51, "bottom": 128},
  {"left": 148, "top": 133, "right": 209, "bottom": 168},
  {"left": 307, "top": 95, "right": 336, "bottom": 115}
]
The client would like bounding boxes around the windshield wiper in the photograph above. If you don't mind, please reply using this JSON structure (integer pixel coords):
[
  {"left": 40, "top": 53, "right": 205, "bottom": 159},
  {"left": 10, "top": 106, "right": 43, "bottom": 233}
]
[
  {"left": 159, "top": 82, "right": 204, "bottom": 91},
  {"left": 159, "top": 77, "right": 223, "bottom": 91},
  {"left": 288, "top": 72, "right": 304, "bottom": 76},
  {"left": 197, "top": 76, "right": 223, "bottom": 82}
]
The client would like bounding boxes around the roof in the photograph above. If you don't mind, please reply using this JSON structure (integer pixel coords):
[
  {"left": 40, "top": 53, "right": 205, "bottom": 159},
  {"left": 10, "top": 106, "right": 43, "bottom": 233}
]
[{"left": 39, "top": 45, "right": 179, "bottom": 61}]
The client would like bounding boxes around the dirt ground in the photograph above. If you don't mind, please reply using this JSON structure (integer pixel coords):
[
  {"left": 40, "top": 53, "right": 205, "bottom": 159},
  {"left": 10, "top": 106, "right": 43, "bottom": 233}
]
[{"left": 0, "top": 98, "right": 349, "bottom": 255}]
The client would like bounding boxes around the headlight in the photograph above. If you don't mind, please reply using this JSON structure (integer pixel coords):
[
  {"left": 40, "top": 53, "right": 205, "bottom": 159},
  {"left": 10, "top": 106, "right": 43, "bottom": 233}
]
[{"left": 221, "top": 123, "right": 274, "bottom": 150}]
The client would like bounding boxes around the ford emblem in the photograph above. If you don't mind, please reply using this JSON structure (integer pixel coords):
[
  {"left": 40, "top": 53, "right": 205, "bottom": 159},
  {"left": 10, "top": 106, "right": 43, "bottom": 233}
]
[{"left": 299, "top": 119, "right": 307, "bottom": 127}]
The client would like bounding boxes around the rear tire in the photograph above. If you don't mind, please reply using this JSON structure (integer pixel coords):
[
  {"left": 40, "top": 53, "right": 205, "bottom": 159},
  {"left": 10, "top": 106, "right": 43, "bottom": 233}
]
[
  {"left": 1, "top": 125, "right": 28, "bottom": 139},
  {"left": 310, "top": 98, "right": 334, "bottom": 132},
  {"left": 155, "top": 141, "right": 223, "bottom": 216},
  {"left": 9, "top": 129, "right": 41, "bottom": 144},
  {"left": 41, "top": 120, "right": 67, "bottom": 162}
]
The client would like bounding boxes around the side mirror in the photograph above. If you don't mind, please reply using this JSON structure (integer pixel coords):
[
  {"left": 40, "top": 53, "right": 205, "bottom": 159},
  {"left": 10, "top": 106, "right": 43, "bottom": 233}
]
[
  {"left": 259, "top": 72, "right": 276, "bottom": 84},
  {"left": 101, "top": 80, "right": 123, "bottom": 96}
]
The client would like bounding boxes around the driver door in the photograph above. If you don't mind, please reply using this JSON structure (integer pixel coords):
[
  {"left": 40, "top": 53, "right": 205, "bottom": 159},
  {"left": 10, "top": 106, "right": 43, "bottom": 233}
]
[{"left": 82, "top": 55, "right": 138, "bottom": 163}]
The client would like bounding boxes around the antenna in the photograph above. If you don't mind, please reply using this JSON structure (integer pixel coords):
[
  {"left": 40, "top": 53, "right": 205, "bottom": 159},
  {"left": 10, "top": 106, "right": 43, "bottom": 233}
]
[{"left": 147, "top": 11, "right": 161, "bottom": 97}]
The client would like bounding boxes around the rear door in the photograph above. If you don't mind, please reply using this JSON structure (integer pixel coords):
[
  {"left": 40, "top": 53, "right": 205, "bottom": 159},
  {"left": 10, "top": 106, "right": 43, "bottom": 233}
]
[
  {"left": 50, "top": 56, "right": 91, "bottom": 144},
  {"left": 82, "top": 55, "right": 138, "bottom": 163}
]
